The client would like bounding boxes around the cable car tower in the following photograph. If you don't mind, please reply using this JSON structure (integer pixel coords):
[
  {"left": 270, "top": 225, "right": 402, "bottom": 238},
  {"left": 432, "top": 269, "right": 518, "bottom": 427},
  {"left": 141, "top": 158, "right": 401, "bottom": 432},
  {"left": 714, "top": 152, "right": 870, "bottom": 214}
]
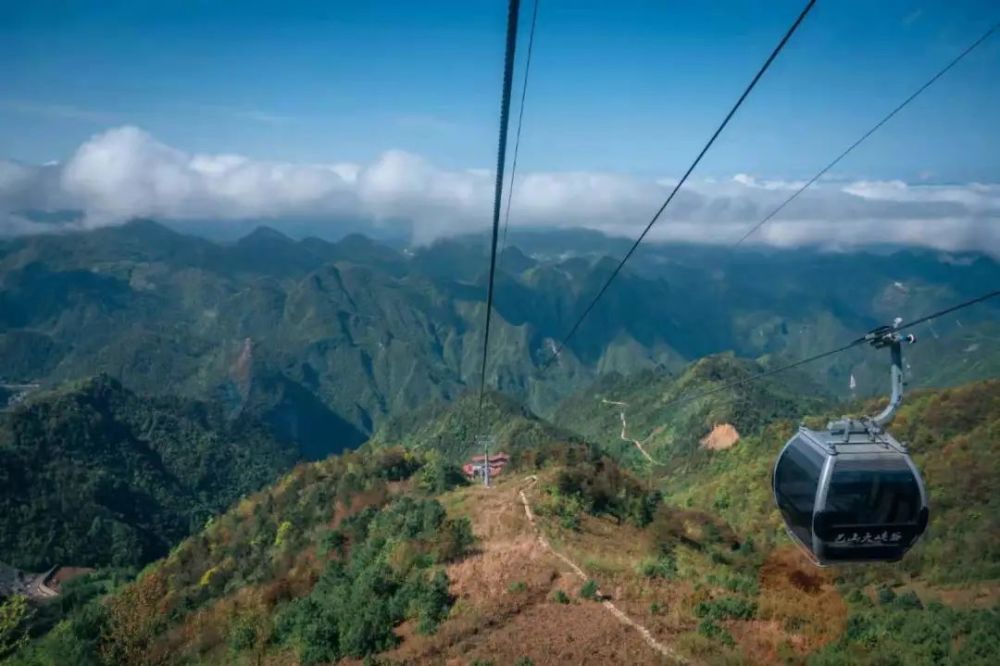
[
  {"left": 772, "top": 322, "right": 929, "bottom": 565},
  {"left": 475, "top": 434, "right": 497, "bottom": 488}
]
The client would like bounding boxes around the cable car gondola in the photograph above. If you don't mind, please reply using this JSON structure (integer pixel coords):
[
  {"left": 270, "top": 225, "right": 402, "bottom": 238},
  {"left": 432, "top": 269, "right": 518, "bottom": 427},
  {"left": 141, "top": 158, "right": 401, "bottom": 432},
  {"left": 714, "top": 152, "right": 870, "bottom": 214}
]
[{"left": 772, "top": 325, "right": 929, "bottom": 565}]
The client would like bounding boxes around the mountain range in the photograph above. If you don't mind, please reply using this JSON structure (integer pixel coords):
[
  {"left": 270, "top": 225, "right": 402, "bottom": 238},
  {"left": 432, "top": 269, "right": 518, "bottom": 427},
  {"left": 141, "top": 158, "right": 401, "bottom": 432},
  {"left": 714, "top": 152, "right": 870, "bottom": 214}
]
[{"left": 1, "top": 221, "right": 996, "bottom": 461}]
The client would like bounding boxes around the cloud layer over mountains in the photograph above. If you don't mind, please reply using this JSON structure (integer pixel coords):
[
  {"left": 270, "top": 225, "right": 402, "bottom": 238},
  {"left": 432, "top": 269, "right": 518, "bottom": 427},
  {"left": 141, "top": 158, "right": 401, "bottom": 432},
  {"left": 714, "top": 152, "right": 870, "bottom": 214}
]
[{"left": 1, "top": 125, "right": 998, "bottom": 254}]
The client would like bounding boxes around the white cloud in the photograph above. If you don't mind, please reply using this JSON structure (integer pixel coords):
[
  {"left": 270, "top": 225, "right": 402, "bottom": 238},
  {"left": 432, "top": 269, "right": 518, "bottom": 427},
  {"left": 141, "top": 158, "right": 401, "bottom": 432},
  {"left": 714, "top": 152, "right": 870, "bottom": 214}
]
[{"left": 1, "top": 125, "right": 998, "bottom": 255}]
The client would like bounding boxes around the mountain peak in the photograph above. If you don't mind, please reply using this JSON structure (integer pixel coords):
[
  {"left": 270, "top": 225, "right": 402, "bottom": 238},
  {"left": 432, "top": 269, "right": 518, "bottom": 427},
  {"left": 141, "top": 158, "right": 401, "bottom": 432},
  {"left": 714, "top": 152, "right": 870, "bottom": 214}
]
[
  {"left": 238, "top": 225, "right": 293, "bottom": 245},
  {"left": 114, "top": 218, "right": 180, "bottom": 239}
]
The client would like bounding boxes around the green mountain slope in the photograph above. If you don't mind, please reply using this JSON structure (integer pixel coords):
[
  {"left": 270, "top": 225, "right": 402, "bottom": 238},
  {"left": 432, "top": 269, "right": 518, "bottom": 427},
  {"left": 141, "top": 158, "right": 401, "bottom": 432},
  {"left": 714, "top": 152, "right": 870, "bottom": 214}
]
[
  {"left": 657, "top": 379, "right": 1000, "bottom": 664},
  {"left": 367, "top": 390, "right": 594, "bottom": 462},
  {"left": 0, "top": 376, "right": 295, "bottom": 571},
  {"left": 0, "top": 221, "right": 996, "bottom": 459},
  {"left": 555, "top": 354, "right": 832, "bottom": 468},
  {"left": 6, "top": 379, "right": 999, "bottom": 666},
  {"left": 654, "top": 378, "right": 1000, "bottom": 578}
]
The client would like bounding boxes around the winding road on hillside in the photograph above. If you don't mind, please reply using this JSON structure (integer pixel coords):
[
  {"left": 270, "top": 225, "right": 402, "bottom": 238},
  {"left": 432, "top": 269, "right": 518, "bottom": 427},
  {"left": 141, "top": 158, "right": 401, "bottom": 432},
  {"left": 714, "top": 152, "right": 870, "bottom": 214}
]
[
  {"left": 600, "top": 399, "right": 666, "bottom": 466},
  {"left": 518, "top": 476, "right": 687, "bottom": 664}
]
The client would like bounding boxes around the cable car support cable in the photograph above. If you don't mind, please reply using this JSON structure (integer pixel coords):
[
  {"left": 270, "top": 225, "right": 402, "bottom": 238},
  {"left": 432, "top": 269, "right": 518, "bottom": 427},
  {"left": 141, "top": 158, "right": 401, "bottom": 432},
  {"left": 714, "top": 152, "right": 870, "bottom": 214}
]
[
  {"left": 657, "top": 289, "right": 1000, "bottom": 413},
  {"left": 733, "top": 20, "right": 1000, "bottom": 247},
  {"left": 477, "top": 0, "right": 522, "bottom": 428},
  {"left": 540, "top": 0, "right": 817, "bottom": 372},
  {"left": 498, "top": 0, "right": 540, "bottom": 277}
]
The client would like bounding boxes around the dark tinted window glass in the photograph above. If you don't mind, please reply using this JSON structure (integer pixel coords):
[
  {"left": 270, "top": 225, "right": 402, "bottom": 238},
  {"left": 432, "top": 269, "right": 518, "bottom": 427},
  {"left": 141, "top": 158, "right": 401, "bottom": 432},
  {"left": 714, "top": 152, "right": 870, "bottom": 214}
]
[
  {"left": 825, "top": 459, "right": 920, "bottom": 526},
  {"left": 775, "top": 437, "right": 824, "bottom": 543}
]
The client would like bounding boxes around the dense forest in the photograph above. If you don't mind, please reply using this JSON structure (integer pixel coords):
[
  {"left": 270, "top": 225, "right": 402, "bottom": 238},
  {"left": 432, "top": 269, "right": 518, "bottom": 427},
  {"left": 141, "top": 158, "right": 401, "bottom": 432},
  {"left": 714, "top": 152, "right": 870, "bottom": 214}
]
[{"left": 0, "top": 375, "right": 296, "bottom": 571}]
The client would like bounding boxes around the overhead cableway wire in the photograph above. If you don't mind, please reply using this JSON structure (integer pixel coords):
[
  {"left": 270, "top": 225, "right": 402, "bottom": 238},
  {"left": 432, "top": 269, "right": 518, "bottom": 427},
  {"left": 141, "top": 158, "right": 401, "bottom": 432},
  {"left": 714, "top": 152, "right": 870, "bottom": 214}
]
[
  {"left": 895, "top": 289, "right": 1000, "bottom": 333},
  {"left": 540, "top": 0, "right": 817, "bottom": 372},
  {"left": 733, "top": 21, "right": 1000, "bottom": 247},
  {"left": 497, "top": 0, "right": 540, "bottom": 277},
  {"left": 477, "top": 0, "right": 521, "bottom": 426},
  {"left": 656, "top": 289, "right": 1000, "bottom": 412}
]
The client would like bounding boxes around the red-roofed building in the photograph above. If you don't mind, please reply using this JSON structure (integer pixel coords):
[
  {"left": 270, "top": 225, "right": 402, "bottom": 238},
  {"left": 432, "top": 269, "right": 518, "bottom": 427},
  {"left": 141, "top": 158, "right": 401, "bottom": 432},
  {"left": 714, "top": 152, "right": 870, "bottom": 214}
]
[{"left": 463, "top": 452, "right": 510, "bottom": 480}]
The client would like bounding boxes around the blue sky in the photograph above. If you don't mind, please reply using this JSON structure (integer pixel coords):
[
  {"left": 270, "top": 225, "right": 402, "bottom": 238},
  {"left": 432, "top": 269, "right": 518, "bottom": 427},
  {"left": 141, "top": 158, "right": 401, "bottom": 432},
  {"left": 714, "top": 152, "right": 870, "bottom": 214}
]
[{"left": 1, "top": 0, "right": 998, "bottom": 181}]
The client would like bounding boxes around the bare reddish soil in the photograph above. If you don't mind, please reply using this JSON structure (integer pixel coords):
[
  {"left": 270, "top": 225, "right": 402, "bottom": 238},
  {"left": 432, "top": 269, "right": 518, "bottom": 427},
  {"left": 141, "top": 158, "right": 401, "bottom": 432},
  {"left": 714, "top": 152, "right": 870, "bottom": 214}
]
[
  {"left": 700, "top": 423, "right": 740, "bottom": 451},
  {"left": 369, "top": 478, "right": 679, "bottom": 665}
]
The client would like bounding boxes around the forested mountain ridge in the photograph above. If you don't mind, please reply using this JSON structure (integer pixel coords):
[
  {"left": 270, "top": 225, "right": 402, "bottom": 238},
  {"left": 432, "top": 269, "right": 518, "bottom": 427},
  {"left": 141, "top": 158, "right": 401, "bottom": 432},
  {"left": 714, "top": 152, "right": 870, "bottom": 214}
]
[
  {"left": 0, "top": 375, "right": 295, "bottom": 571},
  {"left": 0, "top": 222, "right": 997, "bottom": 458},
  {"left": 555, "top": 353, "right": 833, "bottom": 468},
  {"left": 366, "top": 389, "right": 594, "bottom": 462},
  {"left": 5, "top": 377, "right": 997, "bottom": 665}
]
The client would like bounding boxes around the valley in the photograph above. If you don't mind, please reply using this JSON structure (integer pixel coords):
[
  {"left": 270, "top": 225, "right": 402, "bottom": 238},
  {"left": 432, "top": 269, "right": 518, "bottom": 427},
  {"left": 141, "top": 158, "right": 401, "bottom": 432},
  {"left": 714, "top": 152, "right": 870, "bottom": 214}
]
[
  {"left": 0, "top": 224, "right": 998, "bottom": 665},
  {"left": 1, "top": 223, "right": 997, "bottom": 461}
]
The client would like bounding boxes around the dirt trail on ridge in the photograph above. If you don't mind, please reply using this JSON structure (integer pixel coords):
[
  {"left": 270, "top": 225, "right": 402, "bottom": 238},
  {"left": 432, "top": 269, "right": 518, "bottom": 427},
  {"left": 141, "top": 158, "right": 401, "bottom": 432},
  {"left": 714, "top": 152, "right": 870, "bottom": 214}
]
[
  {"left": 601, "top": 399, "right": 666, "bottom": 465},
  {"left": 375, "top": 478, "right": 688, "bottom": 665}
]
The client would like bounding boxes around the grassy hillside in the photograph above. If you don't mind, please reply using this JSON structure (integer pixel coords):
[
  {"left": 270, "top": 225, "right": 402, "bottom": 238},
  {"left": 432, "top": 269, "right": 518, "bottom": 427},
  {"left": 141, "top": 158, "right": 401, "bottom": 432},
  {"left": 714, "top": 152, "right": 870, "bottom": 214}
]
[
  {"left": 5, "top": 446, "right": 477, "bottom": 665},
  {"left": 663, "top": 379, "right": 1000, "bottom": 581},
  {"left": 6, "top": 378, "right": 997, "bottom": 665},
  {"left": 0, "top": 376, "right": 295, "bottom": 571},
  {"left": 657, "top": 379, "right": 1000, "bottom": 663}
]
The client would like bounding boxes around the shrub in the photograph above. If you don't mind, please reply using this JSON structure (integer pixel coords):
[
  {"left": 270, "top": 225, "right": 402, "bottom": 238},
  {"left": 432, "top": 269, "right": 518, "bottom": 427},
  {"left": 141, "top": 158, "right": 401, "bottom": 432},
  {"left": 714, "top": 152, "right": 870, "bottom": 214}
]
[
  {"left": 274, "top": 520, "right": 294, "bottom": 547},
  {"left": 275, "top": 497, "right": 461, "bottom": 663},
  {"left": 579, "top": 580, "right": 600, "bottom": 601},
  {"left": 415, "top": 570, "right": 452, "bottom": 634},
  {"left": 722, "top": 573, "right": 758, "bottom": 596},
  {"left": 417, "top": 454, "right": 467, "bottom": 494},
  {"left": 559, "top": 511, "right": 581, "bottom": 531},
  {"left": 507, "top": 581, "right": 528, "bottom": 594},
  {"left": 895, "top": 590, "right": 923, "bottom": 611},
  {"left": 0, "top": 595, "right": 32, "bottom": 659},
  {"left": 227, "top": 614, "right": 259, "bottom": 652},
  {"left": 433, "top": 517, "right": 475, "bottom": 562},
  {"left": 320, "top": 529, "right": 347, "bottom": 557},
  {"left": 695, "top": 596, "right": 756, "bottom": 621},
  {"left": 552, "top": 590, "right": 570, "bottom": 605},
  {"left": 697, "top": 619, "right": 735, "bottom": 647},
  {"left": 638, "top": 554, "right": 677, "bottom": 580},
  {"left": 554, "top": 458, "right": 660, "bottom": 526}
]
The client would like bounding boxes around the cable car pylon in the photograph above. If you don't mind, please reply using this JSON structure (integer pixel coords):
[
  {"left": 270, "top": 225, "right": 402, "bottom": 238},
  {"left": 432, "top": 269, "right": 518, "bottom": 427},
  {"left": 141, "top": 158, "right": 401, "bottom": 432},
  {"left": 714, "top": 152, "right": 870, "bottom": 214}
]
[{"left": 475, "top": 434, "right": 497, "bottom": 487}]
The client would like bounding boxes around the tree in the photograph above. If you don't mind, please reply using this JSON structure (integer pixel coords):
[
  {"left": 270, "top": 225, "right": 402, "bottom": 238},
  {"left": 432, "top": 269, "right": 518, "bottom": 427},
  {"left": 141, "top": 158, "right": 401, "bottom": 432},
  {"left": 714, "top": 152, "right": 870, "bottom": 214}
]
[
  {"left": 433, "top": 518, "right": 474, "bottom": 562},
  {"left": 0, "top": 594, "right": 32, "bottom": 659},
  {"left": 100, "top": 571, "right": 168, "bottom": 666},
  {"left": 415, "top": 570, "right": 451, "bottom": 634},
  {"left": 417, "top": 453, "right": 466, "bottom": 495}
]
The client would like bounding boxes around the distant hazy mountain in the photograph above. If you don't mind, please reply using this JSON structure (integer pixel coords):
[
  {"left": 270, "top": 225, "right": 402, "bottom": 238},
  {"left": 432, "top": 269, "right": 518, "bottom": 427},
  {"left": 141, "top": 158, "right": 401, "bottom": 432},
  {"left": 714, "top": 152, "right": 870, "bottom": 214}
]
[{"left": 0, "top": 220, "right": 996, "bottom": 456}]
